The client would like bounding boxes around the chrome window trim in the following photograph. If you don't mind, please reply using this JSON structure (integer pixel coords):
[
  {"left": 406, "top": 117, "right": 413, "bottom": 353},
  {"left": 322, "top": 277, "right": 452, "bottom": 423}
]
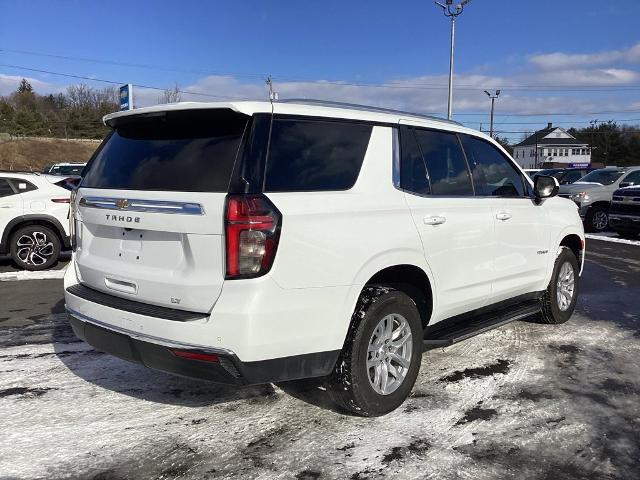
[{"left": 79, "top": 196, "right": 205, "bottom": 215}]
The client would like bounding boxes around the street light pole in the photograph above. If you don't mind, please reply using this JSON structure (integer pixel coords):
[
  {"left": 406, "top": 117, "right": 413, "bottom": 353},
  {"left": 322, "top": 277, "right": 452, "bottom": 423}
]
[
  {"left": 484, "top": 90, "right": 500, "bottom": 138},
  {"left": 435, "top": 0, "right": 471, "bottom": 120}
]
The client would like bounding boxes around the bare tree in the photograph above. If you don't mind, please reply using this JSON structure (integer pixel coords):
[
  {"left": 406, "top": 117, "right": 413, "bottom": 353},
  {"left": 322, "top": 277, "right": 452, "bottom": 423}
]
[
  {"left": 159, "top": 83, "right": 181, "bottom": 104},
  {"left": 66, "top": 84, "right": 95, "bottom": 109}
]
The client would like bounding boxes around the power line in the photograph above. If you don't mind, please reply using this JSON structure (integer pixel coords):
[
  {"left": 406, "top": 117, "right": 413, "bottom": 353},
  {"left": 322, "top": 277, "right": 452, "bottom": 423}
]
[
  {"left": 0, "top": 64, "right": 245, "bottom": 100},
  {"left": 465, "top": 118, "right": 640, "bottom": 126},
  {"left": 4, "top": 62, "right": 640, "bottom": 120},
  {"left": 4, "top": 48, "right": 640, "bottom": 93}
]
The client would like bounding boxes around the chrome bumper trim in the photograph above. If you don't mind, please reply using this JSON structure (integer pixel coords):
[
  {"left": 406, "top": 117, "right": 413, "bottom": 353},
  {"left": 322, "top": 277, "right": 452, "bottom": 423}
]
[{"left": 66, "top": 306, "right": 235, "bottom": 356}]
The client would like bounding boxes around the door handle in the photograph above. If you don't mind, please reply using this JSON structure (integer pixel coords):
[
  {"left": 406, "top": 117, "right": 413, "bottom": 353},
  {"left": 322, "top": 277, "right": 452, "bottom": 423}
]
[
  {"left": 496, "top": 211, "right": 512, "bottom": 221},
  {"left": 0, "top": 205, "right": 13, "bottom": 208},
  {"left": 424, "top": 215, "right": 447, "bottom": 226}
]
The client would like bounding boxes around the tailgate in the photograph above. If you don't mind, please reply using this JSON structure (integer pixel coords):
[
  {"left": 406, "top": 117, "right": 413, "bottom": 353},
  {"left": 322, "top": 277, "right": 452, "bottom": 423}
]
[{"left": 72, "top": 108, "right": 250, "bottom": 313}]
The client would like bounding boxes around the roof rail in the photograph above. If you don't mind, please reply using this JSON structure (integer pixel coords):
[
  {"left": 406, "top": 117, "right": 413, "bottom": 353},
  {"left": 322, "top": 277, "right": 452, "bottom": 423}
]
[{"left": 277, "top": 98, "right": 462, "bottom": 126}]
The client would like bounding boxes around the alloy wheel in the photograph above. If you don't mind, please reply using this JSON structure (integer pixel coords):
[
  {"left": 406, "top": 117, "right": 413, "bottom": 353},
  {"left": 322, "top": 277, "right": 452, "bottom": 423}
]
[
  {"left": 556, "top": 261, "right": 575, "bottom": 311},
  {"left": 16, "top": 231, "right": 54, "bottom": 266},
  {"left": 592, "top": 210, "right": 608, "bottom": 231},
  {"left": 366, "top": 313, "right": 413, "bottom": 395}
]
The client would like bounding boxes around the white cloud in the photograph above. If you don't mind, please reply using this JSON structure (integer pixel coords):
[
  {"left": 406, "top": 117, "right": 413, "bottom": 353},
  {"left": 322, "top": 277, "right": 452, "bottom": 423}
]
[
  {"left": 529, "top": 43, "right": 640, "bottom": 70},
  {"left": 0, "top": 74, "right": 66, "bottom": 96}
]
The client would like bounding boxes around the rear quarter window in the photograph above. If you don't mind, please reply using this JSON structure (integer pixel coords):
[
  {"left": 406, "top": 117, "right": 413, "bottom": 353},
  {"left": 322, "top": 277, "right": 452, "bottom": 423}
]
[{"left": 265, "top": 118, "right": 372, "bottom": 192}]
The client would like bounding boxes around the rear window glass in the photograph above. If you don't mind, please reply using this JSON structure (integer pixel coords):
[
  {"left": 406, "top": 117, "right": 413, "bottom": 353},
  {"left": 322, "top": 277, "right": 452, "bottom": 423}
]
[
  {"left": 50, "top": 165, "right": 85, "bottom": 176},
  {"left": 265, "top": 119, "right": 372, "bottom": 192},
  {"left": 82, "top": 109, "right": 249, "bottom": 192}
]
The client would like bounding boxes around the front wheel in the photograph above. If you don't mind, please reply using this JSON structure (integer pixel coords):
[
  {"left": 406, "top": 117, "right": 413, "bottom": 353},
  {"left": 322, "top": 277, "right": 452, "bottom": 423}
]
[
  {"left": 328, "top": 286, "right": 423, "bottom": 417},
  {"left": 539, "top": 247, "right": 579, "bottom": 324},
  {"left": 9, "top": 225, "right": 61, "bottom": 271},
  {"left": 585, "top": 206, "right": 609, "bottom": 233}
]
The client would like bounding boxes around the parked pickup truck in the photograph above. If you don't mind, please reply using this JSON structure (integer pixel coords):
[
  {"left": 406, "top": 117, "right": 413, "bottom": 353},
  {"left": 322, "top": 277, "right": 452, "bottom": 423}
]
[
  {"left": 558, "top": 166, "right": 640, "bottom": 232},
  {"left": 610, "top": 186, "right": 640, "bottom": 239}
]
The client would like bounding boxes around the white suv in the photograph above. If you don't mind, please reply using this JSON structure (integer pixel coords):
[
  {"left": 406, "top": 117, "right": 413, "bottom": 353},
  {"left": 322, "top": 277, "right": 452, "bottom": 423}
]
[
  {"left": 0, "top": 172, "right": 73, "bottom": 270},
  {"left": 64, "top": 101, "right": 585, "bottom": 416}
]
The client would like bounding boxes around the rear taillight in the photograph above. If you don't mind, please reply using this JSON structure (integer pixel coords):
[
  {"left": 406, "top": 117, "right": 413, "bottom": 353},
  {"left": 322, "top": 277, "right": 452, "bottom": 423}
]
[
  {"left": 225, "top": 194, "right": 281, "bottom": 279},
  {"left": 69, "top": 190, "right": 77, "bottom": 251}
]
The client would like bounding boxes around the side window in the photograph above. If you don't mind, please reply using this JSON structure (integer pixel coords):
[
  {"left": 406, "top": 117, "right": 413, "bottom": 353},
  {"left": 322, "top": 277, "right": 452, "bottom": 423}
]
[
  {"left": 0, "top": 178, "right": 17, "bottom": 198},
  {"left": 265, "top": 119, "right": 372, "bottom": 192},
  {"left": 7, "top": 179, "right": 37, "bottom": 193},
  {"left": 622, "top": 170, "right": 640, "bottom": 185},
  {"left": 399, "top": 126, "right": 430, "bottom": 195},
  {"left": 460, "top": 135, "right": 525, "bottom": 197},
  {"left": 413, "top": 128, "right": 473, "bottom": 196}
]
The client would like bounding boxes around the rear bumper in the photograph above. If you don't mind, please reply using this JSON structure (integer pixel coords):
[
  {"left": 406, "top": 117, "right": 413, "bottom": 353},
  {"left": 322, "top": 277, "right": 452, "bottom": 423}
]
[{"left": 67, "top": 308, "right": 339, "bottom": 385}]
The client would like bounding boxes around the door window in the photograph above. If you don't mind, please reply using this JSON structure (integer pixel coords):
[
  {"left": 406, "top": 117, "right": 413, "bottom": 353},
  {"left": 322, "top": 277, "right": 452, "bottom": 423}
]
[
  {"left": 412, "top": 128, "right": 473, "bottom": 196},
  {"left": 399, "top": 126, "right": 430, "bottom": 195},
  {"left": 460, "top": 135, "right": 526, "bottom": 197},
  {"left": 0, "top": 179, "right": 17, "bottom": 198}
]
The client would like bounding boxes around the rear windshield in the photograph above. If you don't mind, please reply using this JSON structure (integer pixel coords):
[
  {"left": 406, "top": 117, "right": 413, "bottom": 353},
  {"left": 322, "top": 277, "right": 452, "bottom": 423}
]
[
  {"left": 82, "top": 109, "right": 249, "bottom": 192},
  {"left": 265, "top": 118, "right": 372, "bottom": 192}
]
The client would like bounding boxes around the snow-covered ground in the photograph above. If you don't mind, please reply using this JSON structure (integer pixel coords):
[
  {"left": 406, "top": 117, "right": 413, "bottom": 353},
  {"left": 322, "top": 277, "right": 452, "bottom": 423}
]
[
  {"left": 1, "top": 241, "right": 639, "bottom": 479},
  {"left": 2, "top": 313, "right": 639, "bottom": 478}
]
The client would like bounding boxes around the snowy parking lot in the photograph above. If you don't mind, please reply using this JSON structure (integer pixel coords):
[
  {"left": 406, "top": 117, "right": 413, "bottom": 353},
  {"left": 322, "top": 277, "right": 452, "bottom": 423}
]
[{"left": 1, "top": 236, "right": 639, "bottom": 480}]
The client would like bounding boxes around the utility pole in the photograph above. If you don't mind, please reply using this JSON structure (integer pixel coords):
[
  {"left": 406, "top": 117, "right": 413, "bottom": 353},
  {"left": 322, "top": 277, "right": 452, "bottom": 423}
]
[
  {"left": 484, "top": 90, "right": 500, "bottom": 138},
  {"left": 589, "top": 119, "right": 598, "bottom": 166},
  {"left": 435, "top": 0, "right": 471, "bottom": 120}
]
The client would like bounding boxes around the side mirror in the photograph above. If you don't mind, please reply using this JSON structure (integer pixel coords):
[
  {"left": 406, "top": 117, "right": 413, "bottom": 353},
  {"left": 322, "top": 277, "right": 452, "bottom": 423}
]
[
  {"left": 534, "top": 175, "right": 559, "bottom": 203},
  {"left": 619, "top": 182, "right": 634, "bottom": 188}
]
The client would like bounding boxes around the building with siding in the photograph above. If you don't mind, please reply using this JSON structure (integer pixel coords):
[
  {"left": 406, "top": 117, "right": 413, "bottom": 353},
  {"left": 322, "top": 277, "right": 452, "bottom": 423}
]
[{"left": 512, "top": 123, "right": 590, "bottom": 169}]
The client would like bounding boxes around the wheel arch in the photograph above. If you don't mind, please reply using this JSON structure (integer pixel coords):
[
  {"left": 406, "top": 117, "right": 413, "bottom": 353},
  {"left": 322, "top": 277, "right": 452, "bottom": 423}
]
[
  {"left": 552, "top": 226, "right": 585, "bottom": 278},
  {"left": 365, "top": 264, "right": 434, "bottom": 330},
  {"left": 0, "top": 215, "right": 69, "bottom": 254}
]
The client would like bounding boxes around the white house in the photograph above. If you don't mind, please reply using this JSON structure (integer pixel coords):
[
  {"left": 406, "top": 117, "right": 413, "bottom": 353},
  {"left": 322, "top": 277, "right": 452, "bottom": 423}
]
[{"left": 512, "top": 123, "right": 591, "bottom": 169}]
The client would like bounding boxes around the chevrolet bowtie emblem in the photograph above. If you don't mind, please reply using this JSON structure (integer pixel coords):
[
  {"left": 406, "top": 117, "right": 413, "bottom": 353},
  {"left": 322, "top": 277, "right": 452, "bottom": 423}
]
[{"left": 115, "top": 199, "right": 130, "bottom": 209}]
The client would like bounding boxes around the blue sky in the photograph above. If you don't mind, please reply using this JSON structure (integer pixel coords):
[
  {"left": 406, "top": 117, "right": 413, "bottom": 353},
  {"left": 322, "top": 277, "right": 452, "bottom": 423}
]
[{"left": 1, "top": 0, "right": 640, "bottom": 141}]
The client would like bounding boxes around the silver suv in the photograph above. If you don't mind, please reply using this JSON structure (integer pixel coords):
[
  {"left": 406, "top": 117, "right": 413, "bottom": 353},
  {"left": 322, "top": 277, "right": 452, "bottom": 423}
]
[{"left": 559, "top": 166, "right": 640, "bottom": 232}]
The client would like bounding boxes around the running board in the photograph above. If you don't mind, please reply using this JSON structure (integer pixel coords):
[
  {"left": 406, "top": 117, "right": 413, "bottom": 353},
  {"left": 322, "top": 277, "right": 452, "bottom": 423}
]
[{"left": 423, "top": 300, "right": 541, "bottom": 349}]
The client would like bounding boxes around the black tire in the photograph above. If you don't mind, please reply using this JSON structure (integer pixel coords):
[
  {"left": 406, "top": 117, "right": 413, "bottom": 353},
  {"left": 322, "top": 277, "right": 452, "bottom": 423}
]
[
  {"left": 539, "top": 247, "right": 579, "bottom": 324},
  {"left": 613, "top": 229, "right": 639, "bottom": 240},
  {"left": 9, "top": 225, "right": 61, "bottom": 271},
  {"left": 328, "top": 286, "right": 423, "bottom": 417},
  {"left": 585, "top": 205, "right": 609, "bottom": 233}
]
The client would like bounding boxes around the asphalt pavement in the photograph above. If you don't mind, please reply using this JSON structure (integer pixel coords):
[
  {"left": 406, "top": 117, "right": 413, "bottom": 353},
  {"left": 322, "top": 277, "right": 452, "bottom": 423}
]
[{"left": 0, "top": 238, "right": 638, "bottom": 480}]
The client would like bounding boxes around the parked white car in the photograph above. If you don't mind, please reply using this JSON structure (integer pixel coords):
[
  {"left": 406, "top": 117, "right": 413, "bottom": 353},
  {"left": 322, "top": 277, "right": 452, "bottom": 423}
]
[
  {"left": 0, "top": 172, "right": 72, "bottom": 270},
  {"left": 64, "top": 100, "right": 585, "bottom": 416}
]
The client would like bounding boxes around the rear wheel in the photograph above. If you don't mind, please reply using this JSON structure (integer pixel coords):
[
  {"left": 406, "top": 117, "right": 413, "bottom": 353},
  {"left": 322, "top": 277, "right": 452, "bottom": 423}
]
[
  {"left": 9, "top": 225, "right": 61, "bottom": 271},
  {"left": 585, "top": 205, "right": 609, "bottom": 232},
  {"left": 328, "top": 286, "right": 423, "bottom": 416},
  {"left": 539, "top": 247, "right": 579, "bottom": 324}
]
